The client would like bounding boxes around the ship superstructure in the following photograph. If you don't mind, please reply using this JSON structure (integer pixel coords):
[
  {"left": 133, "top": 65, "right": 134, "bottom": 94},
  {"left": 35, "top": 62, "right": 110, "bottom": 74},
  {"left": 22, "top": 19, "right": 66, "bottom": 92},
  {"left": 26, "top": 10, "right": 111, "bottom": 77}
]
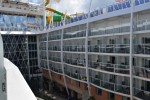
[
  {"left": 38, "top": 0, "right": 150, "bottom": 100},
  {"left": 0, "top": 0, "right": 150, "bottom": 100}
]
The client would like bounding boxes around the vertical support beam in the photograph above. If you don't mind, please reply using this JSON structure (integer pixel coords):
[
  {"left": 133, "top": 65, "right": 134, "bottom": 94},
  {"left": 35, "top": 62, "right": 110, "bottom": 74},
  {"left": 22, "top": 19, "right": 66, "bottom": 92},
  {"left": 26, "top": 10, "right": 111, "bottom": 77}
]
[
  {"left": 43, "top": 0, "right": 46, "bottom": 29},
  {"left": 61, "top": 29, "right": 69, "bottom": 97},
  {"left": 85, "top": 22, "right": 90, "bottom": 96},
  {"left": 36, "top": 35, "right": 43, "bottom": 91},
  {"left": 37, "top": 36, "right": 41, "bottom": 73},
  {"left": 46, "top": 33, "right": 52, "bottom": 80},
  {"left": 129, "top": 0, "right": 134, "bottom": 99},
  {"left": 27, "top": 36, "right": 31, "bottom": 81},
  {"left": 26, "top": 14, "right": 28, "bottom": 31},
  {"left": 85, "top": 0, "right": 93, "bottom": 97}
]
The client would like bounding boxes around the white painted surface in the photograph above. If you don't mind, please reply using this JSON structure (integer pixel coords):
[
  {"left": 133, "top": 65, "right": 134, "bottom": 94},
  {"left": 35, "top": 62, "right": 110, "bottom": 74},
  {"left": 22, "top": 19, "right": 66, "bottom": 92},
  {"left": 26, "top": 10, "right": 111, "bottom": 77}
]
[{"left": 4, "top": 58, "right": 37, "bottom": 100}]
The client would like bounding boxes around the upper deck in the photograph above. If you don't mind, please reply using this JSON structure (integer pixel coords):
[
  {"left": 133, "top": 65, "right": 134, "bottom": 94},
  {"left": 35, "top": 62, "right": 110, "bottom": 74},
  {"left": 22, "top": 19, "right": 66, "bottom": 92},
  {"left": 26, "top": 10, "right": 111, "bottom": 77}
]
[
  {"left": 41, "top": 0, "right": 150, "bottom": 34},
  {"left": 0, "top": 0, "right": 43, "bottom": 16},
  {"left": 0, "top": 0, "right": 150, "bottom": 34}
]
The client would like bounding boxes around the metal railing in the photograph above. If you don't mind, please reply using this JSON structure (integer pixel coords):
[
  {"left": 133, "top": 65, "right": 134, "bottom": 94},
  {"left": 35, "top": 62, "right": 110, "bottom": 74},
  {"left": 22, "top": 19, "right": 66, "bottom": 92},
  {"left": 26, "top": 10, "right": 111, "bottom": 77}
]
[
  {"left": 89, "top": 61, "right": 129, "bottom": 74},
  {"left": 49, "top": 46, "right": 61, "bottom": 51},
  {"left": 89, "top": 76, "right": 130, "bottom": 94},
  {"left": 49, "top": 56, "right": 61, "bottom": 62},
  {"left": 64, "top": 58, "right": 85, "bottom": 67},
  {"left": 48, "top": 35, "right": 61, "bottom": 40},
  {"left": 89, "top": 25, "right": 130, "bottom": 36},
  {"left": 63, "top": 30, "right": 86, "bottom": 39},
  {"left": 134, "top": 19, "right": 150, "bottom": 31},
  {"left": 63, "top": 45, "right": 85, "bottom": 52},
  {"left": 133, "top": 66, "right": 150, "bottom": 78},
  {"left": 134, "top": 87, "right": 150, "bottom": 99},
  {"left": 64, "top": 69, "right": 87, "bottom": 81},
  {"left": 50, "top": 66, "right": 62, "bottom": 74},
  {"left": 88, "top": 44, "right": 130, "bottom": 54},
  {"left": 134, "top": 44, "right": 150, "bottom": 54}
]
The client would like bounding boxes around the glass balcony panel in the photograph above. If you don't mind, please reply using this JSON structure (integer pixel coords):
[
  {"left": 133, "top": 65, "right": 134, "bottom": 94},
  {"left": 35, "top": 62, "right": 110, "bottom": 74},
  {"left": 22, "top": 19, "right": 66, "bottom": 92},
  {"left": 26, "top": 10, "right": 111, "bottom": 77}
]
[
  {"left": 102, "top": 80, "right": 115, "bottom": 91},
  {"left": 133, "top": 66, "right": 150, "bottom": 78},
  {"left": 89, "top": 61, "right": 129, "bottom": 75},
  {"left": 63, "top": 45, "right": 85, "bottom": 52},
  {"left": 134, "top": 44, "right": 150, "bottom": 54},
  {"left": 90, "top": 77, "right": 101, "bottom": 86},
  {"left": 134, "top": 88, "right": 150, "bottom": 100},
  {"left": 64, "top": 69, "right": 86, "bottom": 81},
  {"left": 115, "top": 84, "right": 130, "bottom": 95},
  {"left": 115, "top": 64, "right": 129, "bottom": 74},
  {"left": 88, "top": 44, "right": 130, "bottom": 53},
  {"left": 64, "top": 58, "right": 85, "bottom": 67},
  {"left": 49, "top": 56, "right": 61, "bottom": 62}
]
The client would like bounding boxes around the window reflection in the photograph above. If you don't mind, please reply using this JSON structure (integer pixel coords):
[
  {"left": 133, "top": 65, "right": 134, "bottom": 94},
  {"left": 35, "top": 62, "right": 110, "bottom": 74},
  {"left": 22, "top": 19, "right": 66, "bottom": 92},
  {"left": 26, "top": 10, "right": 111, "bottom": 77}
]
[{"left": 0, "top": 13, "right": 43, "bottom": 31}]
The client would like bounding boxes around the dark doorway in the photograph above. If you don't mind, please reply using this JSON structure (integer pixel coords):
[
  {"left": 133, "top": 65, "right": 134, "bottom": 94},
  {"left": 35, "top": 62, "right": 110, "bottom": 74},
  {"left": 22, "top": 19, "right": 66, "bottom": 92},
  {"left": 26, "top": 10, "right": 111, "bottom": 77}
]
[
  {"left": 146, "top": 81, "right": 150, "bottom": 92},
  {"left": 110, "top": 56, "right": 116, "bottom": 64}
]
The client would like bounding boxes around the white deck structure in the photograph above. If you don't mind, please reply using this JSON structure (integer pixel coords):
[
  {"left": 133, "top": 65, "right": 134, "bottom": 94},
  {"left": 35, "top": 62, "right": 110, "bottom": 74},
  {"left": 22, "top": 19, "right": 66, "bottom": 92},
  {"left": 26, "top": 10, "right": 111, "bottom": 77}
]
[{"left": 0, "top": 34, "right": 37, "bottom": 100}]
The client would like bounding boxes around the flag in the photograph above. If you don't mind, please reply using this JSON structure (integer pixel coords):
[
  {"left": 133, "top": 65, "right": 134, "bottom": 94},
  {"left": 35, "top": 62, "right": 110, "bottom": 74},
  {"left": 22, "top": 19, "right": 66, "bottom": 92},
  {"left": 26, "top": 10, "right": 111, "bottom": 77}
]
[{"left": 115, "top": 0, "right": 128, "bottom": 2}]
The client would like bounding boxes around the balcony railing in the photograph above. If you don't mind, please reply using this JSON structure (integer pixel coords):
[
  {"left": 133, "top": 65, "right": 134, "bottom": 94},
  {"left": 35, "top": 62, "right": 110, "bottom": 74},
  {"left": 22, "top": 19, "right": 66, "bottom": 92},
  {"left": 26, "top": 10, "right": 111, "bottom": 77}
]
[
  {"left": 115, "top": 84, "right": 130, "bottom": 95},
  {"left": 63, "top": 30, "right": 86, "bottom": 39},
  {"left": 134, "top": 87, "right": 150, "bottom": 99},
  {"left": 133, "top": 66, "right": 150, "bottom": 78},
  {"left": 90, "top": 76, "right": 130, "bottom": 94},
  {"left": 88, "top": 44, "right": 130, "bottom": 54},
  {"left": 48, "top": 35, "right": 61, "bottom": 40},
  {"left": 39, "top": 46, "right": 46, "bottom": 50},
  {"left": 134, "top": 19, "right": 150, "bottom": 32},
  {"left": 63, "top": 45, "right": 85, "bottom": 52},
  {"left": 89, "top": 61, "right": 129, "bottom": 74},
  {"left": 49, "top": 57, "right": 61, "bottom": 62},
  {"left": 134, "top": 44, "right": 150, "bottom": 55},
  {"left": 40, "top": 52, "right": 47, "bottom": 59},
  {"left": 64, "top": 70, "right": 87, "bottom": 81},
  {"left": 64, "top": 58, "right": 85, "bottom": 67},
  {"left": 40, "top": 60, "right": 47, "bottom": 68},
  {"left": 40, "top": 56, "right": 47, "bottom": 59},
  {"left": 39, "top": 36, "right": 47, "bottom": 42},
  {"left": 89, "top": 25, "right": 130, "bottom": 36},
  {"left": 49, "top": 46, "right": 61, "bottom": 51},
  {"left": 50, "top": 66, "right": 62, "bottom": 74}
]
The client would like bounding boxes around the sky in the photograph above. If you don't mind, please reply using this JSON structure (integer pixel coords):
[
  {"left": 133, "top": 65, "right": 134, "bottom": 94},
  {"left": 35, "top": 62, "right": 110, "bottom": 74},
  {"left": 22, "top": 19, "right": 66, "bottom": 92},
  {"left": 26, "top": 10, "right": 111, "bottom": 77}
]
[{"left": 50, "top": 0, "right": 115, "bottom": 14}]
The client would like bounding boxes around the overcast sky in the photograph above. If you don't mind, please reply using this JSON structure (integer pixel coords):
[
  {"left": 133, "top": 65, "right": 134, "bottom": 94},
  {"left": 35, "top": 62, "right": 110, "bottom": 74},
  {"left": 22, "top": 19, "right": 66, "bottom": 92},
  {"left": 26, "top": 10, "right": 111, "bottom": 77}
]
[{"left": 50, "top": 0, "right": 115, "bottom": 14}]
